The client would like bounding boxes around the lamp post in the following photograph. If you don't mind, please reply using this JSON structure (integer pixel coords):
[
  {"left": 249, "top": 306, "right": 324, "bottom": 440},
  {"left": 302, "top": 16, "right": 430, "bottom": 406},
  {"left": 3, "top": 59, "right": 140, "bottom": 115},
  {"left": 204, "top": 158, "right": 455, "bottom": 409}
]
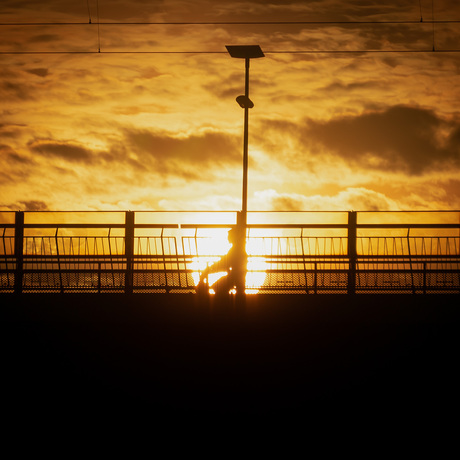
[
  {"left": 225, "top": 45, "right": 264, "bottom": 229},
  {"left": 226, "top": 45, "right": 264, "bottom": 296}
]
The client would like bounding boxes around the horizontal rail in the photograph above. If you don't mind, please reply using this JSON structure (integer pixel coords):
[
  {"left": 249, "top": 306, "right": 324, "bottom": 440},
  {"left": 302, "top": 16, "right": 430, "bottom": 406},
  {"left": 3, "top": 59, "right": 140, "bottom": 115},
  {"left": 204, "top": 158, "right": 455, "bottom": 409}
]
[
  {"left": 2, "top": 210, "right": 459, "bottom": 294},
  {"left": 2, "top": 222, "right": 459, "bottom": 229}
]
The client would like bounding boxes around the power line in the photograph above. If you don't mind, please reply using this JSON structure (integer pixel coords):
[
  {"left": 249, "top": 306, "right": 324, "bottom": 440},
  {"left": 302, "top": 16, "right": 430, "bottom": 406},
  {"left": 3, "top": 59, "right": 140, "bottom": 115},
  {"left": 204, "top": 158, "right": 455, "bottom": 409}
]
[
  {"left": 86, "top": 0, "right": 92, "bottom": 24},
  {"left": 0, "top": 20, "right": 459, "bottom": 25},
  {"left": 96, "top": 0, "right": 100, "bottom": 53},
  {"left": 1, "top": 49, "right": 459, "bottom": 55}
]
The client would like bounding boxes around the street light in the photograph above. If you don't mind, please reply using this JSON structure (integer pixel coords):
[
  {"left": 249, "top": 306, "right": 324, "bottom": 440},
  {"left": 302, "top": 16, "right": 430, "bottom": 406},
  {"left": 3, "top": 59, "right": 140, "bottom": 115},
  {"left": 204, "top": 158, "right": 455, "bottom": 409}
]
[
  {"left": 226, "top": 45, "right": 264, "bottom": 296},
  {"left": 225, "top": 45, "right": 264, "bottom": 228}
]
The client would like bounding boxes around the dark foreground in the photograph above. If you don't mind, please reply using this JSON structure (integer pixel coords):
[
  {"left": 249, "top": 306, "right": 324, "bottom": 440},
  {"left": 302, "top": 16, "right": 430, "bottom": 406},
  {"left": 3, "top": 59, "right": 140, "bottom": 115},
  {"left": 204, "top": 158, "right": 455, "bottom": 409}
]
[{"left": 1, "top": 293, "right": 459, "bottom": 421}]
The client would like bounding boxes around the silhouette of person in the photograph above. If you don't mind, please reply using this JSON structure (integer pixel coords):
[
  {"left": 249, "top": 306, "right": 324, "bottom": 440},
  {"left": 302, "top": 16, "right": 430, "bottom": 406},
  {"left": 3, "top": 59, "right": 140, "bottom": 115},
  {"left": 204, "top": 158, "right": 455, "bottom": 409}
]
[{"left": 196, "top": 226, "right": 247, "bottom": 296}]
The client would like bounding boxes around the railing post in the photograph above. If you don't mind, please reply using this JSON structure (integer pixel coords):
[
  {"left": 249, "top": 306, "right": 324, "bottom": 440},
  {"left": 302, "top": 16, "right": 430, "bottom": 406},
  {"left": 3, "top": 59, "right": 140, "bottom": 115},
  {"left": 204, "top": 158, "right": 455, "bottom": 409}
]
[
  {"left": 347, "top": 211, "right": 357, "bottom": 295},
  {"left": 14, "top": 211, "right": 24, "bottom": 294},
  {"left": 423, "top": 261, "right": 427, "bottom": 294},
  {"left": 314, "top": 261, "right": 317, "bottom": 294},
  {"left": 98, "top": 262, "right": 102, "bottom": 294},
  {"left": 125, "top": 211, "right": 135, "bottom": 294},
  {"left": 236, "top": 211, "right": 247, "bottom": 299}
]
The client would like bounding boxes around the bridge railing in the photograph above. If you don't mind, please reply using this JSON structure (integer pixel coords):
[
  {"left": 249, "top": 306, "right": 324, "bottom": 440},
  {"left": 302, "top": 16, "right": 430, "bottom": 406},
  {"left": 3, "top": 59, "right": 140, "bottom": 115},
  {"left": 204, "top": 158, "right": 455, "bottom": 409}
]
[{"left": 1, "top": 210, "right": 459, "bottom": 294}]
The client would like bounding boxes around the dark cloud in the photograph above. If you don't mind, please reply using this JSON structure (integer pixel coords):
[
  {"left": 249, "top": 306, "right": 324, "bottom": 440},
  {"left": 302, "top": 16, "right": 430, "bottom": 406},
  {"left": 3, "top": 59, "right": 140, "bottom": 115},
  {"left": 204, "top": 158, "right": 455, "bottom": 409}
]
[
  {"left": 123, "top": 129, "right": 240, "bottom": 178},
  {"left": 0, "top": 200, "right": 48, "bottom": 212},
  {"left": 270, "top": 195, "right": 304, "bottom": 211},
  {"left": 262, "top": 106, "right": 460, "bottom": 175},
  {"left": 318, "top": 80, "right": 381, "bottom": 95},
  {"left": 18, "top": 200, "right": 49, "bottom": 211},
  {"left": 7, "top": 152, "right": 31, "bottom": 165},
  {"left": 0, "top": 123, "right": 27, "bottom": 138},
  {"left": 0, "top": 81, "right": 35, "bottom": 101},
  {"left": 0, "top": 143, "right": 32, "bottom": 165},
  {"left": 305, "top": 106, "right": 460, "bottom": 174},
  {"left": 28, "top": 139, "right": 93, "bottom": 163},
  {"left": 24, "top": 130, "right": 240, "bottom": 181},
  {"left": 205, "top": 73, "right": 273, "bottom": 100},
  {"left": 24, "top": 129, "right": 241, "bottom": 181},
  {"left": 0, "top": 144, "right": 34, "bottom": 184},
  {"left": 26, "top": 68, "right": 49, "bottom": 78},
  {"left": 27, "top": 34, "right": 60, "bottom": 43}
]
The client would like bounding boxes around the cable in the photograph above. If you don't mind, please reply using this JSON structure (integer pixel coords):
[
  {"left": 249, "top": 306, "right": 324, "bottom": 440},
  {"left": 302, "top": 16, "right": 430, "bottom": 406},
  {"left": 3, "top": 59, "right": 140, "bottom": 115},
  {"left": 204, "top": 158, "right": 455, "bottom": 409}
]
[
  {"left": 86, "top": 0, "right": 91, "bottom": 24},
  {"left": 96, "top": 0, "right": 100, "bottom": 53},
  {"left": 0, "top": 20, "right": 459, "bottom": 25},
  {"left": 432, "top": 0, "right": 436, "bottom": 51},
  {"left": 1, "top": 49, "right": 459, "bottom": 55}
]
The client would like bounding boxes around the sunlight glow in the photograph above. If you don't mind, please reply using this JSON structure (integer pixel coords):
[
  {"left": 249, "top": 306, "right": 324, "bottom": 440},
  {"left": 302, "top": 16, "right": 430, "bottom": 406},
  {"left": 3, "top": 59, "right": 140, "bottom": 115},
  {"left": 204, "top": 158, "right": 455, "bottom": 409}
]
[{"left": 188, "top": 229, "right": 268, "bottom": 294}]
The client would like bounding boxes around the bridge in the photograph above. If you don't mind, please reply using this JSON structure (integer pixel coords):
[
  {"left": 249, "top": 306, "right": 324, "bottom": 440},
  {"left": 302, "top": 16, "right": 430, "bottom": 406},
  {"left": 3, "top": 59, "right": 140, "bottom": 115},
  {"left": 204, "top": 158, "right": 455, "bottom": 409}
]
[
  {"left": 2, "top": 210, "right": 459, "bottom": 295},
  {"left": 2, "top": 210, "right": 459, "bottom": 419}
]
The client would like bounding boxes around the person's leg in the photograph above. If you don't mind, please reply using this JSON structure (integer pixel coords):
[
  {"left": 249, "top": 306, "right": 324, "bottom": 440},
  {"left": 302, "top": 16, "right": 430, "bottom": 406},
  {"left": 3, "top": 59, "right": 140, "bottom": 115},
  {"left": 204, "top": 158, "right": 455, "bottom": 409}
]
[{"left": 211, "top": 274, "right": 234, "bottom": 295}]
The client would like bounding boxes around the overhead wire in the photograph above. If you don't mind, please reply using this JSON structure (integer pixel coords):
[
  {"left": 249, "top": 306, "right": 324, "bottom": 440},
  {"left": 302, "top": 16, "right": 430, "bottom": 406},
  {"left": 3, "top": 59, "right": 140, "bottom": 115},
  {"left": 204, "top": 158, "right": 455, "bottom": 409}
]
[
  {"left": 86, "top": 0, "right": 91, "bottom": 24},
  {"left": 1, "top": 1, "right": 458, "bottom": 55},
  {"left": 96, "top": 0, "right": 100, "bottom": 52},
  {"left": 0, "top": 20, "right": 459, "bottom": 25},
  {"left": 1, "top": 49, "right": 459, "bottom": 55}
]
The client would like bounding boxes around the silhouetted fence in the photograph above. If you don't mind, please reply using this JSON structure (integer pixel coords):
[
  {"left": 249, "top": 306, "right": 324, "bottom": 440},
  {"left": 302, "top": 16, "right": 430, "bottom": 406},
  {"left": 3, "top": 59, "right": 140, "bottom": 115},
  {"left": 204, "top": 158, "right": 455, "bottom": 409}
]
[{"left": 1, "top": 211, "right": 459, "bottom": 294}]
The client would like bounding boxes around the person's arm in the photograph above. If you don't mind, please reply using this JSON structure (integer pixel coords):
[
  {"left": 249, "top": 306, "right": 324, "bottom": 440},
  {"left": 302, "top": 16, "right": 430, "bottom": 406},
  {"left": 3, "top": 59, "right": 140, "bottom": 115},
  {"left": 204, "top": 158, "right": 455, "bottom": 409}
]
[{"left": 199, "top": 254, "right": 229, "bottom": 283}]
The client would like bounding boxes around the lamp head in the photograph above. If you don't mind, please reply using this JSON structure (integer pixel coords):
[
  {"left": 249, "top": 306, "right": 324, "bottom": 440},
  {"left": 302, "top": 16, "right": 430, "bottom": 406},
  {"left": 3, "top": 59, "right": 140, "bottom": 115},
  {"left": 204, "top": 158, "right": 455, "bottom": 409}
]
[
  {"left": 236, "top": 95, "right": 254, "bottom": 109},
  {"left": 226, "top": 45, "right": 264, "bottom": 59}
]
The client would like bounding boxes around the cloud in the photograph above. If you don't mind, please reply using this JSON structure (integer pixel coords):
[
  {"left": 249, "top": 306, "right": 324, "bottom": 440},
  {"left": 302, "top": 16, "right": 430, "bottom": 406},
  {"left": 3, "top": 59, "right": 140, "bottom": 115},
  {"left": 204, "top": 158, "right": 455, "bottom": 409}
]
[
  {"left": 4, "top": 149, "right": 31, "bottom": 165},
  {"left": 27, "top": 34, "right": 60, "bottom": 43},
  {"left": 306, "top": 106, "right": 460, "bottom": 174},
  {"left": 254, "top": 188, "right": 401, "bottom": 211},
  {"left": 18, "top": 200, "right": 49, "bottom": 211},
  {"left": 26, "top": 68, "right": 49, "bottom": 78},
  {"left": 28, "top": 139, "right": 93, "bottom": 163},
  {"left": 22, "top": 129, "right": 241, "bottom": 186},
  {"left": 0, "top": 80, "right": 35, "bottom": 101},
  {"left": 318, "top": 80, "right": 381, "bottom": 95},
  {"left": 0, "top": 123, "right": 28, "bottom": 138},
  {"left": 158, "top": 194, "right": 241, "bottom": 211},
  {"left": 123, "top": 128, "right": 241, "bottom": 178},
  {"left": 0, "top": 144, "right": 35, "bottom": 185},
  {"left": 24, "top": 129, "right": 242, "bottom": 183},
  {"left": 0, "top": 200, "right": 49, "bottom": 212},
  {"left": 2, "top": 1, "right": 460, "bottom": 213},
  {"left": 261, "top": 106, "right": 460, "bottom": 175}
]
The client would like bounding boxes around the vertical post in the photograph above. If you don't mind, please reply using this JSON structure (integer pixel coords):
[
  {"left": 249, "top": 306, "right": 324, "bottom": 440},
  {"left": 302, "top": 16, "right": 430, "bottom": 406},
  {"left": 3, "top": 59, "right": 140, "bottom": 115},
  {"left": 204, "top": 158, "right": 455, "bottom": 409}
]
[
  {"left": 423, "top": 261, "right": 427, "bottom": 295},
  {"left": 348, "top": 211, "right": 357, "bottom": 295},
  {"left": 239, "top": 59, "right": 250, "bottom": 300},
  {"left": 241, "top": 57, "right": 250, "bottom": 227},
  {"left": 14, "top": 211, "right": 24, "bottom": 294},
  {"left": 314, "top": 262, "right": 318, "bottom": 294},
  {"left": 236, "top": 211, "right": 247, "bottom": 297},
  {"left": 98, "top": 262, "right": 102, "bottom": 293},
  {"left": 125, "top": 211, "right": 135, "bottom": 294},
  {"left": 55, "top": 228, "right": 64, "bottom": 293}
]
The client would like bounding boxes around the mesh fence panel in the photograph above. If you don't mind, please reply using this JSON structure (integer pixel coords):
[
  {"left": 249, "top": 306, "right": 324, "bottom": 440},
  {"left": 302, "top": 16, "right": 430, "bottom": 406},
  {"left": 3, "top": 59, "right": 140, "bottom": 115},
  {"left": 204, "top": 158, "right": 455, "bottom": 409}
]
[{"left": 2, "top": 214, "right": 459, "bottom": 294}]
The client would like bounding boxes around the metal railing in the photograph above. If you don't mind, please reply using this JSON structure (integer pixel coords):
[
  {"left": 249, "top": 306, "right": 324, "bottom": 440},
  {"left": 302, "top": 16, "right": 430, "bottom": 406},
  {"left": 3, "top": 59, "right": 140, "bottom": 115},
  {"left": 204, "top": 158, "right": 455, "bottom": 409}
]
[{"left": 1, "top": 210, "right": 459, "bottom": 294}]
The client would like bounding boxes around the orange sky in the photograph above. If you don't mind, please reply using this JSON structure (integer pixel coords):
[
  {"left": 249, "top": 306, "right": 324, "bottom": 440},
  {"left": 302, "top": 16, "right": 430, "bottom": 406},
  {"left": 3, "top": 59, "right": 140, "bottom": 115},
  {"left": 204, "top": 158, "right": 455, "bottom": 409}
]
[{"left": 1, "top": 0, "right": 459, "bottom": 212}]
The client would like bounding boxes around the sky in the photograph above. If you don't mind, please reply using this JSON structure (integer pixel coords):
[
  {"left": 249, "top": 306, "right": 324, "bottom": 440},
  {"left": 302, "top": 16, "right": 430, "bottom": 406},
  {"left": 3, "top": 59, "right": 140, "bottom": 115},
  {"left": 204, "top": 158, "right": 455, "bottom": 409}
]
[{"left": 1, "top": 0, "right": 459, "bottom": 213}]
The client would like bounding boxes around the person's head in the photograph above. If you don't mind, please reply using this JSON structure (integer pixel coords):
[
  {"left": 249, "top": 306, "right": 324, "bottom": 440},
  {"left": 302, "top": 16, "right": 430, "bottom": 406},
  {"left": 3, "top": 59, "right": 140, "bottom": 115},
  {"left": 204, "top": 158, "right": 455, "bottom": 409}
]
[
  {"left": 228, "top": 228, "right": 236, "bottom": 244},
  {"left": 228, "top": 227, "right": 244, "bottom": 245}
]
